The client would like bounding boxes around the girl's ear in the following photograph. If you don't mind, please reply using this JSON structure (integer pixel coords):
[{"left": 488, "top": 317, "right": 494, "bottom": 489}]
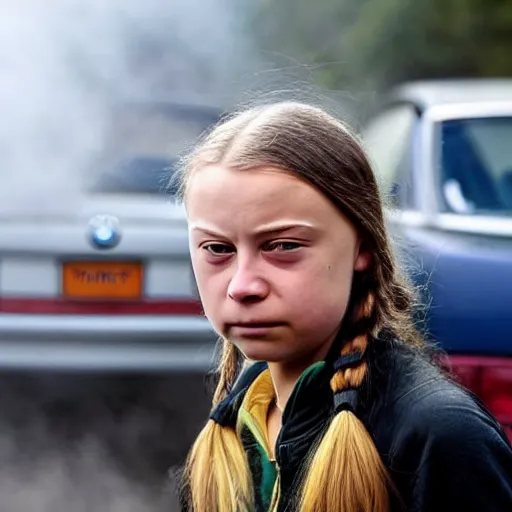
[{"left": 354, "top": 242, "right": 372, "bottom": 272}]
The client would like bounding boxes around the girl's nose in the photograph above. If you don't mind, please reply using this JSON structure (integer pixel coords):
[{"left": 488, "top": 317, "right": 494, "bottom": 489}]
[{"left": 227, "top": 265, "right": 270, "bottom": 303}]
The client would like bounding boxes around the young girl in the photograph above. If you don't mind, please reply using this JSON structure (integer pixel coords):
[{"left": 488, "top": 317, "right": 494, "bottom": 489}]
[{"left": 176, "top": 101, "right": 512, "bottom": 511}]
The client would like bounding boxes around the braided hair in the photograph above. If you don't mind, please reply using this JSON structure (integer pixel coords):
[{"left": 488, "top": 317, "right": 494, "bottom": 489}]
[{"left": 295, "top": 292, "right": 392, "bottom": 512}]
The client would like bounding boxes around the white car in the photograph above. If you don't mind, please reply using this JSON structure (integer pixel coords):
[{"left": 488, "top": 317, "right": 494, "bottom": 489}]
[{"left": 0, "top": 102, "right": 219, "bottom": 372}]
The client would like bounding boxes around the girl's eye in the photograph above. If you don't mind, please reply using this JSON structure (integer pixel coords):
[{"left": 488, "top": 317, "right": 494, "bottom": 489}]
[
  {"left": 203, "top": 243, "right": 235, "bottom": 256},
  {"left": 264, "top": 241, "right": 302, "bottom": 252}
]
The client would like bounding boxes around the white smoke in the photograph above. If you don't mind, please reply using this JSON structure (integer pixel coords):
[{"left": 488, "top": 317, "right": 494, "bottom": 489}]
[{"left": 0, "top": 0, "right": 254, "bottom": 216}]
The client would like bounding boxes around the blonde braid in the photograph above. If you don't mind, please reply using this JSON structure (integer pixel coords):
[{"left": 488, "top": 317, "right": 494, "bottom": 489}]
[
  {"left": 212, "top": 338, "right": 240, "bottom": 406},
  {"left": 330, "top": 293, "right": 374, "bottom": 393},
  {"left": 299, "top": 292, "right": 391, "bottom": 512},
  {"left": 181, "top": 338, "right": 253, "bottom": 511}
]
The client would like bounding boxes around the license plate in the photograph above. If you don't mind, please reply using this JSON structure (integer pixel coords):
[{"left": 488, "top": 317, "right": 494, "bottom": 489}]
[{"left": 62, "top": 261, "right": 143, "bottom": 299}]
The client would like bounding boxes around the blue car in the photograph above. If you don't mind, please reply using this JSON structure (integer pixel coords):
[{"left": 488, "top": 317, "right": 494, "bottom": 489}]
[{"left": 361, "top": 79, "right": 512, "bottom": 438}]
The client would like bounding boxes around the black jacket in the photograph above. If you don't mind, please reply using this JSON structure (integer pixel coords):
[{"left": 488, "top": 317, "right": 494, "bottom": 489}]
[{"left": 208, "top": 335, "right": 512, "bottom": 511}]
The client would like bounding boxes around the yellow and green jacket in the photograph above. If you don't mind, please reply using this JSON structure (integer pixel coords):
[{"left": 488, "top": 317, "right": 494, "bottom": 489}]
[
  {"left": 236, "top": 362, "right": 327, "bottom": 511},
  {"left": 211, "top": 356, "right": 336, "bottom": 512}
]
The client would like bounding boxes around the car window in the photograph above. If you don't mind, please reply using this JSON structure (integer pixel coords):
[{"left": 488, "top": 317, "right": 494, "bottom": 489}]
[
  {"left": 438, "top": 117, "right": 512, "bottom": 215},
  {"left": 91, "top": 104, "right": 220, "bottom": 195},
  {"left": 362, "top": 104, "right": 418, "bottom": 209}
]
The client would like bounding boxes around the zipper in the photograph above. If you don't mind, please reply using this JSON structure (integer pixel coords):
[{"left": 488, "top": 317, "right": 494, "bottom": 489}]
[
  {"left": 237, "top": 408, "right": 283, "bottom": 511},
  {"left": 269, "top": 461, "right": 281, "bottom": 512},
  {"left": 270, "top": 395, "right": 295, "bottom": 512},
  {"left": 268, "top": 425, "right": 285, "bottom": 511},
  {"left": 262, "top": 425, "right": 282, "bottom": 511}
]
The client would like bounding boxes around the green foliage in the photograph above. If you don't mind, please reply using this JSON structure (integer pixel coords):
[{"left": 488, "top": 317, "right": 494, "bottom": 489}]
[{"left": 251, "top": 0, "right": 512, "bottom": 92}]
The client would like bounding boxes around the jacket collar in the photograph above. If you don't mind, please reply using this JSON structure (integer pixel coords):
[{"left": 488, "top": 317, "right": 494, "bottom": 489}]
[
  {"left": 209, "top": 325, "right": 354, "bottom": 428},
  {"left": 208, "top": 331, "right": 408, "bottom": 472},
  {"left": 209, "top": 325, "right": 368, "bottom": 430},
  {"left": 210, "top": 358, "right": 334, "bottom": 443},
  {"left": 209, "top": 361, "right": 268, "bottom": 428}
]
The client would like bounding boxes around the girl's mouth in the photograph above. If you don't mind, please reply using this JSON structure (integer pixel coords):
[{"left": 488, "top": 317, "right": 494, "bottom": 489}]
[{"left": 228, "top": 322, "right": 284, "bottom": 337}]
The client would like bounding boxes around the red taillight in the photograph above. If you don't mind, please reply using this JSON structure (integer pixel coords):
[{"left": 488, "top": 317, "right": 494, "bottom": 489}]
[{"left": 448, "top": 356, "right": 512, "bottom": 442}]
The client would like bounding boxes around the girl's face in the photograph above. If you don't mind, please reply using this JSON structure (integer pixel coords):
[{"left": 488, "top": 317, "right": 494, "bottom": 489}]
[{"left": 186, "top": 165, "right": 370, "bottom": 365}]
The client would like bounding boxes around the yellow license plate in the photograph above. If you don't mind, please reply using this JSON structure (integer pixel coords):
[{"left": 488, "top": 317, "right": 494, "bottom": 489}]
[{"left": 62, "top": 261, "right": 143, "bottom": 299}]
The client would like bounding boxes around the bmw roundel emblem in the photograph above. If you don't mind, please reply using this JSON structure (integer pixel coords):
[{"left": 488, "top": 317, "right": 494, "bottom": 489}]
[{"left": 87, "top": 215, "right": 122, "bottom": 249}]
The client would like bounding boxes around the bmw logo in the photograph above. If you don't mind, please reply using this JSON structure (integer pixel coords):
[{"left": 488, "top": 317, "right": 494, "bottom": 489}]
[{"left": 87, "top": 215, "right": 122, "bottom": 249}]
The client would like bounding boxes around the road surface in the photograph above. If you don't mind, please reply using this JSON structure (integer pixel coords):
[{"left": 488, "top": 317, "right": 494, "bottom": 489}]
[{"left": 0, "top": 369, "right": 212, "bottom": 511}]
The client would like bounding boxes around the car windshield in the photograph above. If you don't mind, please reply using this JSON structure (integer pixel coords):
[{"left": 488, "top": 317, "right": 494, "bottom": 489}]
[
  {"left": 91, "top": 103, "right": 220, "bottom": 195},
  {"left": 439, "top": 116, "right": 512, "bottom": 216}
]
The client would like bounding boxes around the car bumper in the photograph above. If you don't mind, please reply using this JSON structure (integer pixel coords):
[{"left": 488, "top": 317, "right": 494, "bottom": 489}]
[{"left": 0, "top": 314, "right": 218, "bottom": 372}]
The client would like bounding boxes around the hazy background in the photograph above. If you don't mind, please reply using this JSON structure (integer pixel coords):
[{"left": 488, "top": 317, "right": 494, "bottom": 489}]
[
  {"left": 0, "top": 0, "right": 255, "bottom": 216},
  {"left": 0, "top": 0, "right": 511, "bottom": 510},
  {"left": 3, "top": 0, "right": 512, "bottom": 215}
]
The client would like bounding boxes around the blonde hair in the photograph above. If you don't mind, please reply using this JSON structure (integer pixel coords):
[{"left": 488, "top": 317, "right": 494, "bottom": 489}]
[
  {"left": 178, "top": 101, "right": 421, "bottom": 511},
  {"left": 297, "top": 295, "right": 393, "bottom": 512}
]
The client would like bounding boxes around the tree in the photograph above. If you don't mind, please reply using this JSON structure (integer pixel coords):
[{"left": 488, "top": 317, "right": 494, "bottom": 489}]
[{"left": 251, "top": 0, "right": 512, "bottom": 93}]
